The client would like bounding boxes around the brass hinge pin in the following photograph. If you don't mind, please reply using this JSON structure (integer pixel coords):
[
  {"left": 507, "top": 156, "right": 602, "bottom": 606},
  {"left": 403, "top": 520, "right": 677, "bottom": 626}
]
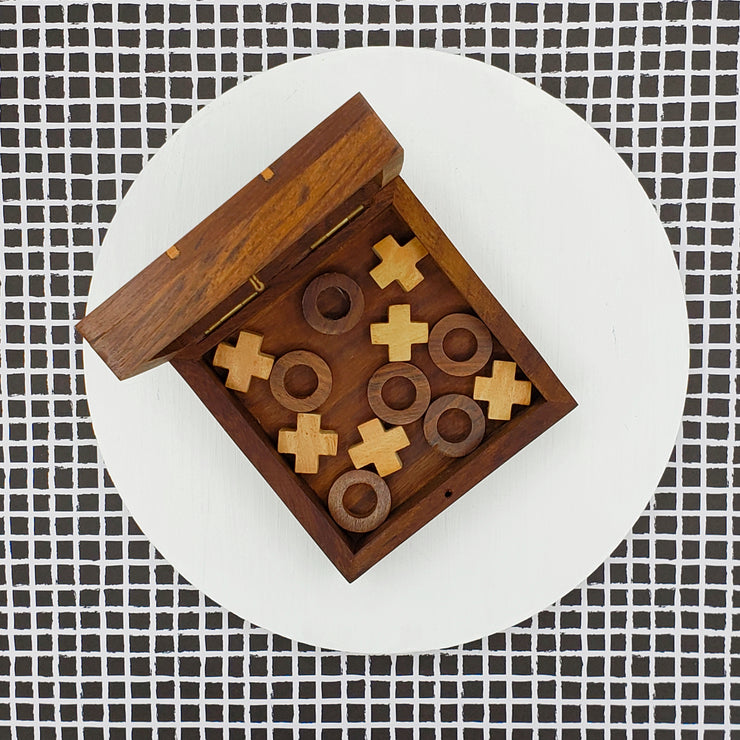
[
  {"left": 204, "top": 273, "right": 266, "bottom": 336},
  {"left": 309, "top": 204, "right": 365, "bottom": 251}
]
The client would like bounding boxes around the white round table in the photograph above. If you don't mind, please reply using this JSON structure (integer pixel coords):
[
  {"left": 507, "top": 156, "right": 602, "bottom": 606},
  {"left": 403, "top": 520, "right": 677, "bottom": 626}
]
[{"left": 84, "top": 48, "right": 688, "bottom": 654}]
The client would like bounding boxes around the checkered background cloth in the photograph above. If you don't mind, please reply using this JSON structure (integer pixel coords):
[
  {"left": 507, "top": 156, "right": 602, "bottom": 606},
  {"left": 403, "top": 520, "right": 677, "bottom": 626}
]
[{"left": 1, "top": 1, "right": 738, "bottom": 735}]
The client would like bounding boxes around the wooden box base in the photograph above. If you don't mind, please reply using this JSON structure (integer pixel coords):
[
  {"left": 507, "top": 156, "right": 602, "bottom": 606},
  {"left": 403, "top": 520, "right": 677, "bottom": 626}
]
[{"left": 172, "top": 178, "right": 575, "bottom": 582}]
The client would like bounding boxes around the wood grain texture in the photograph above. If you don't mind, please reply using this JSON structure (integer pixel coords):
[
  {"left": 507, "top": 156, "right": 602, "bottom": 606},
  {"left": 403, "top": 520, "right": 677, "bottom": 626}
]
[
  {"left": 76, "top": 93, "right": 403, "bottom": 380},
  {"left": 348, "top": 418, "right": 411, "bottom": 478},
  {"left": 428, "top": 313, "right": 493, "bottom": 377},
  {"left": 212, "top": 331, "right": 274, "bottom": 393},
  {"left": 367, "top": 362, "right": 431, "bottom": 425},
  {"left": 269, "top": 350, "right": 332, "bottom": 413},
  {"left": 423, "top": 393, "right": 486, "bottom": 458},
  {"left": 277, "top": 413, "right": 338, "bottom": 475},
  {"left": 370, "top": 304, "right": 428, "bottom": 362},
  {"left": 473, "top": 360, "right": 532, "bottom": 421},
  {"left": 327, "top": 470, "right": 391, "bottom": 533},
  {"left": 301, "top": 272, "right": 365, "bottom": 335},
  {"left": 369, "top": 234, "right": 428, "bottom": 291}
]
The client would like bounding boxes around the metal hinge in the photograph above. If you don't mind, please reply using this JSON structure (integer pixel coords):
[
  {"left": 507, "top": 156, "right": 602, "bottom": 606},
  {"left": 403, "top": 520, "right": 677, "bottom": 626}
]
[
  {"left": 204, "top": 273, "right": 266, "bottom": 336},
  {"left": 308, "top": 204, "right": 365, "bottom": 251}
]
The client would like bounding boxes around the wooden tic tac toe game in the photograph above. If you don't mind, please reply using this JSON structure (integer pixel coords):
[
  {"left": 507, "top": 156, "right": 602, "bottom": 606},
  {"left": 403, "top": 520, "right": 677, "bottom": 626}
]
[{"left": 77, "top": 94, "right": 576, "bottom": 582}]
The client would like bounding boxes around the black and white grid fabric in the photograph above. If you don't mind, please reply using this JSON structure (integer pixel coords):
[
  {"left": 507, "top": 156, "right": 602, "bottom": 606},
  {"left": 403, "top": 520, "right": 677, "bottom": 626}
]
[{"left": 1, "top": 1, "right": 737, "bottom": 735}]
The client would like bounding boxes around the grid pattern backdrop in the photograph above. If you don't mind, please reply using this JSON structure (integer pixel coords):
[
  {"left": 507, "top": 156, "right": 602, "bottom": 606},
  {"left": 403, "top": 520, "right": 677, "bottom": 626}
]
[{"left": 0, "top": 1, "right": 738, "bottom": 736}]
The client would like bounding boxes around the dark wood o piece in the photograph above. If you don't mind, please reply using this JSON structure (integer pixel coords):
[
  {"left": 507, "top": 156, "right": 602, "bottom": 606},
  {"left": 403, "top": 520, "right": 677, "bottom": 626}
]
[
  {"left": 302, "top": 272, "right": 365, "bottom": 335},
  {"left": 423, "top": 394, "right": 486, "bottom": 458},
  {"left": 328, "top": 469, "right": 392, "bottom": 533},
  {"left": 428, "top": 313, "right": 493, "bottom": 377},
  {"left": 367, "top": 362, "right": 431, "bottom": 425},
  {"left": 270, "top": 350, "right": 332, "bottom": 412}
]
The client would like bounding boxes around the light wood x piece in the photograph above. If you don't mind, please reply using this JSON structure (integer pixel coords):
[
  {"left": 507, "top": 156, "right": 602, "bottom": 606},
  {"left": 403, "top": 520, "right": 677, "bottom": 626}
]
[
  {"left": 348, "top": 418, "right": 410, "bottom": 478},
  {"left": 370, "top": 304, "right": 428, "bottom": 362},
  {"left": 473, "top": 360, "right": 532, "bottom": 421},
  {"left": 213, "top": 330, "right": 274, "bottom": 393},
  {"left": 278, "top": 413, "right": 338, "bottom": 475},
  {"left": 370, "top": 235, "right": 428, "bottom": 292}
]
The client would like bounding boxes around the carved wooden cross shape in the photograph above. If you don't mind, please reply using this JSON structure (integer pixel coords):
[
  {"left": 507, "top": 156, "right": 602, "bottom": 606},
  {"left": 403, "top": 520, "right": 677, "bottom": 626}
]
[
  {"left": 213, "top": 330, "right": 274, "bottom": 393},
  {"left": 348, "top": 418, "right": 410, "bottom": 477},
  {"left": 473, "top": 360, "right": 532, "bottom": 421},
  {"left": 370, "top": 235, "right": 429, "bottom": 292},
  {"left": 278, "top": 413, "right": 338, "bottom": 474},
  {"left": 370, "top": 304, "right": 429, "bottom": 362}
]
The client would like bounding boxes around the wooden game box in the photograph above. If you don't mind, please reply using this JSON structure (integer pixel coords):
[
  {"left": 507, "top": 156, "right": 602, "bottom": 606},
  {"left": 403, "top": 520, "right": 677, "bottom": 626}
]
[{"left": 77, "top": 93, "right": 576, "bottom": 582}]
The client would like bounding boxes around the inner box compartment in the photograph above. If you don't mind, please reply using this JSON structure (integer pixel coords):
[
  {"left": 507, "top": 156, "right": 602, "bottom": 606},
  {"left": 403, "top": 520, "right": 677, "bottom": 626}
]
[{"left": 172, "top": 178, "right": 544, "bottom": 568}]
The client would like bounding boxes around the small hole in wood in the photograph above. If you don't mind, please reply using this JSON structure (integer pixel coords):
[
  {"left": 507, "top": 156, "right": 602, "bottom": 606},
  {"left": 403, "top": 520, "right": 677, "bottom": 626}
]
[
  {"left": 342, "top": 483, "right": 378, "bottom": 518},
  {"left": 316, "top": 286, "right": 351, "bottom": 320},
  {"left": 444, "top": 490, "right": 453, "bottom": 498},
  {"left": 283, "top": 364, "right": 319, "bottom": 399},
  {"left": 442, "top": 327, "right": 477, "bottom": 362},
  {"left": 381, "top": 375, "right": 417, "bottom": 411},
  {"left": 437, "top": 408, "right": 472, "bottom": 443}
]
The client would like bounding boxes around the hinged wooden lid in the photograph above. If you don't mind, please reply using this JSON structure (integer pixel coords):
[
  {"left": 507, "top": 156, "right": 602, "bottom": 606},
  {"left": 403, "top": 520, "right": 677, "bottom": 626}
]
[{"left": 76, "top": 93, "right": 404, "bottom": 380}]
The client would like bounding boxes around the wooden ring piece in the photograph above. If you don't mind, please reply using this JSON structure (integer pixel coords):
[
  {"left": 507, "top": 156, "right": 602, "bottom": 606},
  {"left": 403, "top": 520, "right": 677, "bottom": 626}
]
[
  {"left": 328, "top": 469, "right": 392, "bottom": 533},
  {"left": 428, "top": 313, "right": 493, "bottom": 376},
  {"left": 270, "top": 350, "right": 332, "bottom": 412},
  {"left": 367, "top": 362, "right": 431, "bottom": 425},
  {"left": 302, "top": 272, "right": 365, "bottom": 335},
  {"left": 423, "top": 394, "right": 486, "bottom": 458}
]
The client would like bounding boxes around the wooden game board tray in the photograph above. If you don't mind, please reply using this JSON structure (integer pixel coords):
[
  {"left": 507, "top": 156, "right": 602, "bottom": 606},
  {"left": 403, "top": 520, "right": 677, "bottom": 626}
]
[{"left": 77, "top": 93, "right": 576, "bottom": 582}]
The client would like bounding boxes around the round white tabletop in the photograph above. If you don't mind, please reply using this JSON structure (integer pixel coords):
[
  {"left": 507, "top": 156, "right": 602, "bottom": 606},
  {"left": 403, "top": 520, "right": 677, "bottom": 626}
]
[{"left": 84, "top": 48, "right": 688, "bottom": 654}]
